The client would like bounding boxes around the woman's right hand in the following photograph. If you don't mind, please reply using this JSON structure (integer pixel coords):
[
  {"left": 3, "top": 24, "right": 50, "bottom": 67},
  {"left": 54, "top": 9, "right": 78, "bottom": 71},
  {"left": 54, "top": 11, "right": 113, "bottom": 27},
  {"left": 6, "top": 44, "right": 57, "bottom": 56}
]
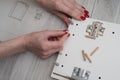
[{"left": 24, "top": 30, "right": 69, "bottom": 59}]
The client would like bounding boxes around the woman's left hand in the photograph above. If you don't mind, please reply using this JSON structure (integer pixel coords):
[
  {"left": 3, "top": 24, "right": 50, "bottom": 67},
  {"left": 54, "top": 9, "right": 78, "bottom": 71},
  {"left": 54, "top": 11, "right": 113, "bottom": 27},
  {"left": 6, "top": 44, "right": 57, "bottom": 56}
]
[{"left": 37, "top": 0, "right": 89, "bottom": 26}]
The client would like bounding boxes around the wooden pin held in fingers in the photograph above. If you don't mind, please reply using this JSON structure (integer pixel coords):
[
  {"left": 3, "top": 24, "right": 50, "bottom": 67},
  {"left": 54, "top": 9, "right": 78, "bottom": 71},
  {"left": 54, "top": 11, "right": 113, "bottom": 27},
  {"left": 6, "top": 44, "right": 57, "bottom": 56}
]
[{"left": 90, "top": 47, "right": 99, "bottom": 56}]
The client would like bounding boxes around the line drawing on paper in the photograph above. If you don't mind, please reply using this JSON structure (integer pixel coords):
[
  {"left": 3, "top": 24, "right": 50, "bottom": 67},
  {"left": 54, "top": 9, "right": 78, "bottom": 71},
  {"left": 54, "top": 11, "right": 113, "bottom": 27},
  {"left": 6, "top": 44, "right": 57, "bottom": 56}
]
[{"left": 8, "top": 1, "right": 29, "bottom": 21}]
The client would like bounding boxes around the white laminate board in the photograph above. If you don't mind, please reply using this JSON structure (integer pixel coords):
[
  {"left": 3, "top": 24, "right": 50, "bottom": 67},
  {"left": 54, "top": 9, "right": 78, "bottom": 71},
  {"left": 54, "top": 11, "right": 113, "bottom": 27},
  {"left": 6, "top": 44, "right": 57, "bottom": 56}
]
[{"left": 51, "top": 18, "right": 120, "bottom": 80}]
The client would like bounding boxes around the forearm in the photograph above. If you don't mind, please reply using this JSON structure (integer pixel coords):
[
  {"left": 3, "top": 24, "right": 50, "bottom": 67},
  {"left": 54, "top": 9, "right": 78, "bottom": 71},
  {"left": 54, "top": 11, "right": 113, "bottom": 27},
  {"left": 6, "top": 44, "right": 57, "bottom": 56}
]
[{"left": 0, "top": 36, "right": 26, "bottom": 57}]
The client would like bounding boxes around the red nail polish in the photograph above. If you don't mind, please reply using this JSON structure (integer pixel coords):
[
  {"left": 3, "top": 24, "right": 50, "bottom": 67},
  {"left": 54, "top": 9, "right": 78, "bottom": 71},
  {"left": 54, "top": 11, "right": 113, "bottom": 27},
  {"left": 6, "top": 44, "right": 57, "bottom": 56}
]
[
  {"left": 84, "top": 14, "right": 89, "bottom": 18},
  {"left": 86, "top": 15, "right": 89, "bottom": 18},
  {"left": 65, "top": 32, "right": 68, "bottom": 34},
  {"left": 80, "top": 16, "right": 86, "bottom": 20},
  {"left": 63, "top": 30, "right": 68, "bottom": 34},
  {"left": 84, "top": 10, "right": 89, "bottom": 14}
]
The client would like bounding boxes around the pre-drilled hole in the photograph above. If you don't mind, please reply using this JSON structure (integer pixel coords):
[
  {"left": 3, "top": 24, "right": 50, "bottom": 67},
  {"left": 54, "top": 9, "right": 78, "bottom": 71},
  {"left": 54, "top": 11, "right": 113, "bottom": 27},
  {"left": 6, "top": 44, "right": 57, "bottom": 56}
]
[
  {"left": 98, "top": 77, "right": 101, "bottom": 79},
  {"left": 112, "top": 32, "right": 115, "bottom": 34},
  {"left": 72, "top": 34, "right": 75, "bottom": 36},
  {"left": 61, "top": 65, "right": 64, "bottom": 67},
  {"left": 76, "top": 24, "right": 78, "bottom": 26},
  {"left": 65, "top": 54, "right": 67, "bottom": 56}
]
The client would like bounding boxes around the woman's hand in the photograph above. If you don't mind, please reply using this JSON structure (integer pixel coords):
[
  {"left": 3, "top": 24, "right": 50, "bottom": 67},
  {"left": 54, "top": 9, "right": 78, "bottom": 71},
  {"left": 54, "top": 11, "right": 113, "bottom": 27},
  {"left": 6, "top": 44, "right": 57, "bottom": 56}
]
[
  {"left": 0, "top": 30, "right": 69, "bottom": 58},
  {"left": 37, "top": 0, "right": 89, "bottom": 26},
  {"left": 25, "top": 30, "right": 69, "bottom": 59}
]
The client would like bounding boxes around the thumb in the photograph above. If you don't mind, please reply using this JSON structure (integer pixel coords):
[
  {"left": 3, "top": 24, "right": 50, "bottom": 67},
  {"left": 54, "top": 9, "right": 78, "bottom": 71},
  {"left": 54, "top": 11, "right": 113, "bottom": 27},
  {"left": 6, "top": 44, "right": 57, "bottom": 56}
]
[{"left": 59, "top": 33, "right": 70, "bottom": 44}]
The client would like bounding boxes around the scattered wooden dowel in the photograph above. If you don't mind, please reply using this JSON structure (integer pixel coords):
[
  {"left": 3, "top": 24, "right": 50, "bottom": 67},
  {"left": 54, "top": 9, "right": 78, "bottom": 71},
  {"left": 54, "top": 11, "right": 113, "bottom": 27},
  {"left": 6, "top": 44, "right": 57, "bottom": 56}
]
[
  {"left": 85, "top": 35, "right": 96, "bottom": 39},
  {"left": 82, "top": 50, "right": 86, "bottom": 61},
  {"left": 53, "top": 72, "right": 72, "bottom": 80},
  {"left": 82, "top": 50, "right": 92, "bottom": 63},
  {"left": 90, "top": 47, "right": 99, "bottom": 56},
  {"left": 84, "top": 53, "right": 92, "bottom": 63}
]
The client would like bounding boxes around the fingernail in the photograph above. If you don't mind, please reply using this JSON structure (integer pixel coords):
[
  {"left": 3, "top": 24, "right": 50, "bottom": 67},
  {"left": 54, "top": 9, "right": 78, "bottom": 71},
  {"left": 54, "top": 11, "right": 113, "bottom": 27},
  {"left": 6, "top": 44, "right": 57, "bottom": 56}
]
[
  {"left": 84, "top": 14, "right": 89, "bottom": 18},
  {"left": 86, "top": 15, "right": 89, "bottom": 18},
  {"left": 84, "top": 10, "right": 89, "bottom": 14},
  {"left": 80, "top": 16, "right": 86, "bottom": 20}
]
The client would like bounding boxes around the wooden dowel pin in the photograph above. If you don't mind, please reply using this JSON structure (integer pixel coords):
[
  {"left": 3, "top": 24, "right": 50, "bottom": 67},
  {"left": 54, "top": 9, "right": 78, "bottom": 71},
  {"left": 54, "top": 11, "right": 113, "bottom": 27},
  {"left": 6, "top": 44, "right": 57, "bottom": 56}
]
[
  {"left": 85, "top": 35, "right": 96, "bottom": 40},
  {"left": 90, "top": 47, "right": 99, "bottom": 56},
  {"left": 82, "top": 50, "right": 92, "bottom": 63},
  {"left": 84, "top": 53, "right": 92, "bottom": 63},
  {"left": 82, "top": 50, "right": 86, "bottom": 61},
  {"left": 53, "top": 72, "right": 72, "bottom": 80}
]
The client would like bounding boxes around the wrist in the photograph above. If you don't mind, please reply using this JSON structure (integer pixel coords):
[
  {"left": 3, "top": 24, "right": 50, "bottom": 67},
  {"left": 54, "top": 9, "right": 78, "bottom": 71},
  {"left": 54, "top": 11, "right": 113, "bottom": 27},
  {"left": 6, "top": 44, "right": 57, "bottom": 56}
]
[
  {"left": 0, "top": 35, "right": 28, "bottom": 57},
  {"left": 18, "top": 35, "right": 29, "bottom": 53},
  {"left": 21, "top": 33, "right": 33, "bottom": 52}
]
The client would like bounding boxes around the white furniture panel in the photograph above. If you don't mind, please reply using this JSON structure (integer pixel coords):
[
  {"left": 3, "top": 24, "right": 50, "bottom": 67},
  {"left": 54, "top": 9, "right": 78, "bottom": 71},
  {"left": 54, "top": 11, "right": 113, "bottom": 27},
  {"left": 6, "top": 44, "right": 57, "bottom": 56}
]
[{"left": 51, "top": 18, "right": 120, "bottom": 80}]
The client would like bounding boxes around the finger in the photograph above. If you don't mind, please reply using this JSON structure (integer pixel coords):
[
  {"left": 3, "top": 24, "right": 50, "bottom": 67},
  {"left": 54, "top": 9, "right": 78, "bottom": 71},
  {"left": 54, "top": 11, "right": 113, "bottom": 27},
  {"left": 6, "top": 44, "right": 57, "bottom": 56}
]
[
  {"left": 48, "top": 37, "right": 59, "bottom": 41},
  {"left": 62, "top": 0, "right": 83, "bottom": 18},
  {"left": 67, "top": 0, "right": 89, "bottom": 18},
  {"left": 75, "top": 3, "right": 85, "bottom": 13},
  {"left": 39, "top": 53, "right": 50, "bottom": 59},
  {"left": 68, "top": 0, "right": 85, "bottom": 11},
  {"left": 46, "top": 30, "right": 68, "bottom": 37},
  {"left": 47, "top": 33, "right": 69, "bottom": 50},
  {"left": 75, "top": 5, "right": 89, "bottom": 18},
  {"left": 45, "top": 47, "right": 63, "bottom": 56},
  {"left": 58, "top": 3, "right": 85, "bottom": 21},
  {"left": 53, "top": 11, "right": 70, "bottom": 27},
  {"left": 75, "top": 4, "right": 89, "bottom": 16},
  {"left": 40, "top": 54, "right": 51, "bottom": 59},
  {"left": 59, "top": 33, "right": 70, "bottom": 44},
  {"left": 68, "top": 0, "right": 86, "bottom": 10},
  {"left": 41, "top": 48, "right": 62, "bottom": 59},
  {"left": 64, "top": 0, "right": 85, "bottom": 15},
  {"left": 43, "top": 33, "right": 70, "bottom": 58},
  {"left": 61, "top": 0, "right": 88, "bottom": 20}
]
